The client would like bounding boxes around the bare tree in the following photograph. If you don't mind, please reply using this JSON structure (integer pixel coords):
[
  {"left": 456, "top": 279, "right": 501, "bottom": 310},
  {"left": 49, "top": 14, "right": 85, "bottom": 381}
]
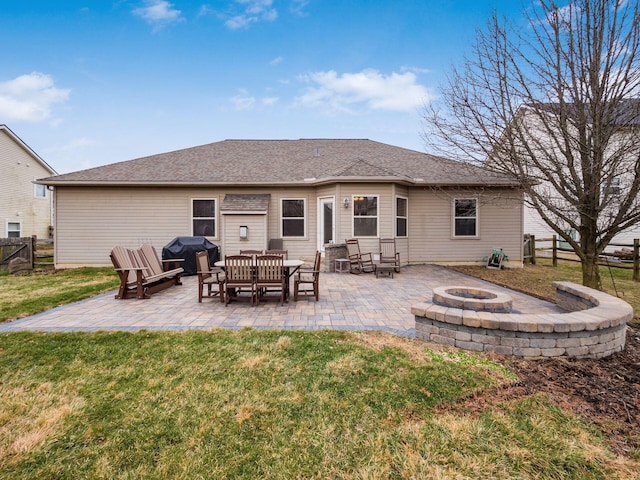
[{"left": 423, "top": 0, "right": 640, "bottom": 289}]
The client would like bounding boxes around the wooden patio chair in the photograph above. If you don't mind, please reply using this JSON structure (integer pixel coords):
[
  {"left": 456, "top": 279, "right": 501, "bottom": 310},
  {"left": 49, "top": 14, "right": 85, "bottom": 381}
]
[
  {"left": 294, "top": 250, "right": 321, "bottom": 301},
  {"left": 255, "top": 254, "right": 286, "bottom": 305},
  {"left": 265, "top": 249, "right": 288, "bottom": 259},
  {"left": 195, "top": 250, "right": 225, "bottom": 303},
  {"left": 224, "top": 255, "right": 256, "bottom": 306},
  {"left": 240, "top": 249, "right": 263, "bottom": 256},
  {"left": 345, "top": 238, "right": 375, "bottom": 274},
  {"left": 379, "top": 237, "right": 401, "bottom": 273}
]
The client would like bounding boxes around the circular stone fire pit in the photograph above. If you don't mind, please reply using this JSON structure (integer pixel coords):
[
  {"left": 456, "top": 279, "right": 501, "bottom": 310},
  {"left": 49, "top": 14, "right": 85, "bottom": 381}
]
[
  {"left": 413, "top": 282, "right": 630, "bottom": 359},
  {"left": 432, "top": 286, "right": 513, "bottom": 313}
]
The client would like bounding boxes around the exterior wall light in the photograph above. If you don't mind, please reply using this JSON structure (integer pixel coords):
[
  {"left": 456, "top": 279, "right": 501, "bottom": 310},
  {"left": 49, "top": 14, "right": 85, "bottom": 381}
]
[{"left": 343, "top": 197, "right": 350, "bottom": 208}]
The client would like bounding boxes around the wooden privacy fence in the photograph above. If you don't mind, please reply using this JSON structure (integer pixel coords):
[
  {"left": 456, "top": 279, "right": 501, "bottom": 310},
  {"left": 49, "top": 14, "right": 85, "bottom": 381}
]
[
  {"left": 524, "top": 234, "right": 640, "bottom": 281},
  {"left": 0, "top": 236, "right": 36, "bottom": 271}
]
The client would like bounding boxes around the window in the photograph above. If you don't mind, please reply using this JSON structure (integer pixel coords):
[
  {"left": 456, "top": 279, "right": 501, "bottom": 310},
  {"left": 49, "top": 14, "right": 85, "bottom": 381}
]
[
  {"left": 192, "top": 199, "right": 216, "bottom": 236},
  {"left": 453, "top": 198, "right": 478, "bottom": 237},
  {"left": 34, "top": 184, "right": 47, "bottom": 198},
  {"left": 7, "top": 222, "right": 21, "bottom": 238},
  {"left": 282, "top": 198, "right": 305, "bottom": 237},
  {"left": 353, "top": 195, "right": 378, "bottom": 237},
  {"left": 396, "top": 196, "right": 408, "bottom": 237},
  {"left": 602, "top": 176, "right": 622, "bottom": 196}
]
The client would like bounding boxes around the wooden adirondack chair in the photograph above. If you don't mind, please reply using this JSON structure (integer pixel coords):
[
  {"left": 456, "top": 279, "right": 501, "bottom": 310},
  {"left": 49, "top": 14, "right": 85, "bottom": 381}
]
[{"left": 110, "top": 245, "right": 183, "bottom": 299}]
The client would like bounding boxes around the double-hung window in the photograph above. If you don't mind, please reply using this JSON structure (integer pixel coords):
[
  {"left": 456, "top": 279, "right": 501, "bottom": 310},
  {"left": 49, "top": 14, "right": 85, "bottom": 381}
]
[
  {"left": 192, "top": 199, "right": 216, "bottom": 236},
  {"left": 7, "top": 222, "right": 21, "bottom": 238},
  {"left": 353, "top": 195, "right": 378, "bottom": 237},
  {"left": 396, "top": 196, "right": 408, "bottom": 237},
  {"left": 282, "top": 198, "right": 305, "bottom": 237},
  {"left": 453, "top": 198, "right": 478, "bottom": 237}
]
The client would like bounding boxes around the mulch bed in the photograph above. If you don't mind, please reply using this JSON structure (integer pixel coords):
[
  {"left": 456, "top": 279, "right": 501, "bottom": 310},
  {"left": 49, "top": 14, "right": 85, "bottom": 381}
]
[{"left": 441, "top": 323, "right": 640, "bottom": 456}]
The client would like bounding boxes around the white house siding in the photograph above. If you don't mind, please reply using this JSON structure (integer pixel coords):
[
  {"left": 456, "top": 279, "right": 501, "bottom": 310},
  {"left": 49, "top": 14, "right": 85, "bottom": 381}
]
[
  {"left": 524, "top": 207, "right": 640, "bottom": 251},
  {"left": 408, "top": 188, "right": 524, "bottom": 267},
  {"left": 0, "top": 129, "right": 53, "bottom": 239}
]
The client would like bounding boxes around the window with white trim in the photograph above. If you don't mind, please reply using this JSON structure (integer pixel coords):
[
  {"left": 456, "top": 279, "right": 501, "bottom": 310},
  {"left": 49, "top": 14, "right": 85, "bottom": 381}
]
[
  {"left": 192, "top": 199, "right": 216, "bottom": 236},
  {"left": 453, "top": 198, "right": 478, "bottom": 237},
  {"left": 7, "top": 222, "right": 21, "bottom": 238},
  {"left": 34, "top": 184, "right": 47, "bottom": 198},
  {"left": 353, "top": 195, "right": 378, "bottom": 237},
  {"left": 282, "top": 198, "right": 305, "bottom": 237},
  {"left": 396, "top": 196, "right": 408, "bottom": 237}
]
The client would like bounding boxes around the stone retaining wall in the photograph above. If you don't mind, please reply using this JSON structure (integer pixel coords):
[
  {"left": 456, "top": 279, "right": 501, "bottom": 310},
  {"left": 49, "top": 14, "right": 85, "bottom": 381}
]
[{"left": 413, "top": 281, "right": 632, "bottom": 358}]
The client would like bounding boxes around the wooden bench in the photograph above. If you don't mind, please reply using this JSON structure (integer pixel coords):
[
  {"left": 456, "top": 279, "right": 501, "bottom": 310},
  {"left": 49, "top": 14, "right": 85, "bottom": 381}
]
[{"left": 110, "top": 245, "right": 184, "bottom": 299}]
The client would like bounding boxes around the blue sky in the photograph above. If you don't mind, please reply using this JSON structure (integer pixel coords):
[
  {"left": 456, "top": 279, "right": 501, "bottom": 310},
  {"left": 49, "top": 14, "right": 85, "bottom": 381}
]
[{"left": 0, "top": 1, "right": 523, "bottom": 174}]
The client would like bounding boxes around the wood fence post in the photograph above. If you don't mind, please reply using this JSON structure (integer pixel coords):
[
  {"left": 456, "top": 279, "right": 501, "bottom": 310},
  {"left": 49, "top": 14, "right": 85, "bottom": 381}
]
[
  {"left": 531, "top": 235, "right": 536, "bottom": 265},
  {"left": 634, "top": 238, "right": 639, "bottom": 282},
  {"left": 31, "top": 235, "right": 37, "bottom": 269},
  {"left": 552, "top": 234, "right": 557, "bottom": 267}
]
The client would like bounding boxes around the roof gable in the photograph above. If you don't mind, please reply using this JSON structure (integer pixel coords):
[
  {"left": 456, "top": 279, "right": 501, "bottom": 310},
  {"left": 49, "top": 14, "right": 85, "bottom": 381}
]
[{"left": 0, "top": 124, "right": 57, "bottom": 175}]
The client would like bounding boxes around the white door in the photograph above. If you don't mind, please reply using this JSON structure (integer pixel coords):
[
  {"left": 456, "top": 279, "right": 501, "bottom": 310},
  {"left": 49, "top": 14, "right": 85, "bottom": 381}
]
[{"left": 318, "top": 197, "right": 334, "bottom": 251}]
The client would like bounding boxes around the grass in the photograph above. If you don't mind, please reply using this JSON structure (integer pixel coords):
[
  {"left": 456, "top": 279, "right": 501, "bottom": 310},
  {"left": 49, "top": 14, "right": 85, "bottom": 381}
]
[
  {"left": 1, "top": 263, "right": 639, "bottom": 477},
  {"left": 0, "top": 268, "right": 119, "bottom": 323},
  {"left": 1, "top": 329, "right": 638, "bottom": 479}
]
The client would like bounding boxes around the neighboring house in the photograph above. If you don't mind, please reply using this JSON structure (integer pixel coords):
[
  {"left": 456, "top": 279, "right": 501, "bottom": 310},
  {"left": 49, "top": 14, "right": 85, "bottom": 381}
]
[
  {"left": 1, "top": 124, "right": 57, "bottom": 240},
  {"left": 37, "top": 139, "right": 523, "bottom": 268},
  {"left": 513, "top": 101, "right": 640, "bottom": 250}
]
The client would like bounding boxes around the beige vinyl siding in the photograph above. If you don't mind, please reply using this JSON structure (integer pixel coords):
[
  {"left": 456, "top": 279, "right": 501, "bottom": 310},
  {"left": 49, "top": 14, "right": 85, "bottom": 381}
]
[
  {"left": 0, "top": 130, "right": 53, "bottom": 239},
  {"left": 272, "top": 189, "right": 317, "bottom": 263},
  {"left": 223, "top": 214, "right": 267, "bottom": 255},
  {"left": 337, "top": 183, "right": 395, "bottom": 257},
  {"left": 54, "top": 186, "right": 322, "bottom": 267},
  {"left": 54, "top": 184, "right": 523, "bottom": 268},
  {"left": 408, "top": 188, "right": 523, "bottom": 266}
]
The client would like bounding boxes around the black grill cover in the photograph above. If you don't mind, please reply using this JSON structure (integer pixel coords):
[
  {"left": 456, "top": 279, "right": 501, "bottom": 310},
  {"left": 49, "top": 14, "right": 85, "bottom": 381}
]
[{"left": 162, "top": 237, "right": 219, "bottom": 275}]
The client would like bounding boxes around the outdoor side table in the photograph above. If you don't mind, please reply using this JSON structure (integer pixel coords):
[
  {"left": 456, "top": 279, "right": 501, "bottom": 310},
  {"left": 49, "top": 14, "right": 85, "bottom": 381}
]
[
  {"left": 375, "top": 264, "right": 395, "bottom": 278},
  {"left": 334, "top": 258, "right": 350, "bottom": 273}
]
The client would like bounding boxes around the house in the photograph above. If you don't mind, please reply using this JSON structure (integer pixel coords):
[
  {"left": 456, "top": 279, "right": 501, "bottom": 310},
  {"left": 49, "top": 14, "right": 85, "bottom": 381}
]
[
  {"left": 513, "top": 101, "right": 640, "bottom": 250},
  {"left": 36, "top": 139, "right": 524, "bottom": 268},
  {"left": 1, "top": 125, "right": 56, "bottom": 240}
]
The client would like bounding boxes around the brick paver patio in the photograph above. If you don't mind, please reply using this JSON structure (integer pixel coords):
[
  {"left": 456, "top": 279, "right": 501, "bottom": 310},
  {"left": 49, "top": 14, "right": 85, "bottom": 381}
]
[{"left": 0, "top": 265, "right": 561, "bottom": 335}]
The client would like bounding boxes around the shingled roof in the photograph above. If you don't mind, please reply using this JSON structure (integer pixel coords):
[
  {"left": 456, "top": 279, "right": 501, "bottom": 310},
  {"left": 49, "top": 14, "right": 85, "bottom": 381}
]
[{"left": 38, "top": 139, "right": 518, "bottom": 187}]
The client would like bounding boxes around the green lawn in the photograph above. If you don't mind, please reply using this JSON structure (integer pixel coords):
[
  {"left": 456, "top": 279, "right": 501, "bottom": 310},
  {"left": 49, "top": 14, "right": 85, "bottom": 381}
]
[
  {"left": 1, "top": 264, "right": 639, "bottom": 477},
  {"left": 1, "top": 330, "right": 636, "bottom": 479},
  {"left": 0, "top": 268, "right": 119, "bottom": 323}
]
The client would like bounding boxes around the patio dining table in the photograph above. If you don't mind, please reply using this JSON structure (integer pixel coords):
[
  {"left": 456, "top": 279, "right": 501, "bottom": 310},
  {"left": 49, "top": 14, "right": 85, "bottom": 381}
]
[{"left": 214, "top": 258, "right": 305, "bottom": 301}]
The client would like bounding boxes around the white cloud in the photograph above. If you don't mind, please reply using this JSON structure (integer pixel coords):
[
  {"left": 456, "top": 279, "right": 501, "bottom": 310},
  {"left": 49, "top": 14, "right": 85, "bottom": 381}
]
[
  {"left": 295, "top": 69, "right": 432, "bottom": 113},
  {"left": 290, "top": 0, "right": 309, "bottom": 17},
  {"left": 230, "top": 91, "right": 256, "bottom": 110},
  {"left": 269, "top": 56, "right": 284, "bottom": 66},
  {"left": 133, "top": 0, "right": 183, "bottom": 29},
  {"left": 0, "top": 72, "right": 70, "bottom": 123},
  {"left": 262, "top": 96, "right": 279, "bottom": 105},
  {"left": 224, "top": 0, "right": 277, "bottom": 30}
]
